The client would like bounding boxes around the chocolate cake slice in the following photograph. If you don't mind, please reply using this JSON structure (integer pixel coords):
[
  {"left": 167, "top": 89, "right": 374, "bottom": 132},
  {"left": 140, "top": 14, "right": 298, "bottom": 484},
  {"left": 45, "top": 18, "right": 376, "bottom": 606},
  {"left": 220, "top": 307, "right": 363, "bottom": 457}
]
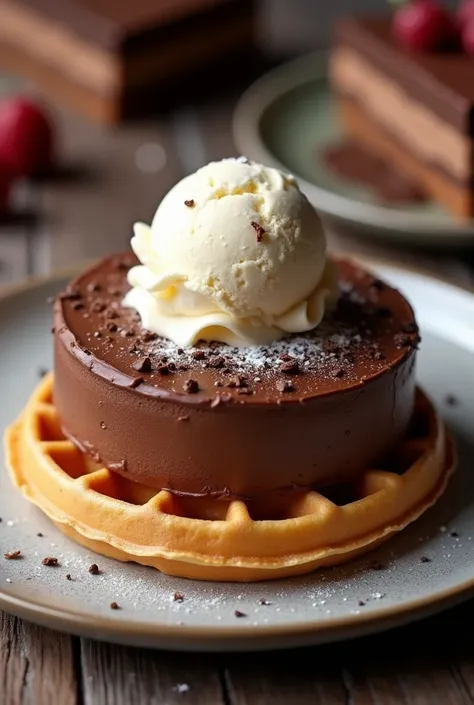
[
  {"left": 0, "top": 0, "right": 255, "bottom": 123},
  {"left": 330, "top": 17, "right": 474, "bottom": 218}
]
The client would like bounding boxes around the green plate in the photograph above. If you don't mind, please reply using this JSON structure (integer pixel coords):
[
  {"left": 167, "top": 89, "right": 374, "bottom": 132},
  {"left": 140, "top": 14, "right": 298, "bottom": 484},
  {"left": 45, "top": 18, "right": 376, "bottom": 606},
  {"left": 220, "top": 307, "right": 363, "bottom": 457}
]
[{"left": 233, "top": 52, "right": 474, "bottom": 247}]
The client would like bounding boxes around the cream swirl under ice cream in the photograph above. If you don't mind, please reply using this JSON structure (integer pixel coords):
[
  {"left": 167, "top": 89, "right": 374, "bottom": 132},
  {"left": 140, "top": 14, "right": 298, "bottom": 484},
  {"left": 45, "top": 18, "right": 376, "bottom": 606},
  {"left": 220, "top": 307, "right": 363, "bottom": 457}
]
[{"left": 123, "top": 158, "right": 339, "bottom": 347}]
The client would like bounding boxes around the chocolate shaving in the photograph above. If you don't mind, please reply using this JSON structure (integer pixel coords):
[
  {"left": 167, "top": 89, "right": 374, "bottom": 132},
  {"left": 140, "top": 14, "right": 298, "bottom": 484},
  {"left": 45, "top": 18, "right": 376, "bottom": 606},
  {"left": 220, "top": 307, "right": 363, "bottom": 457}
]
[
  {"left": 209, "top": 356, "right": 225, "bottom": 369},
  {"left": 106, "top": 321, "right": 118, "bottom": 332},
  {"left": 250, "top": 221, "right": 265, "bottom": 242},
  {"left": 191, "top": 350, "right": 206, "bottom": 360},
  {"left": 184, "top": 379, "right": 199, "bottom": 394},
  {"left": 370, "top": 560, "right": 385, "bottom": 571},
  {"left": 4, "top": 550, "right": 21, "bottom": 560},
  {"left": 42, "top": 557, "right": 59, "bottom": 566},
  {"left": 332, "top": 368, "right": 345, "bottom": 378},
  {"left": 71, "top": 301, "right": 84, "bottom": 311},
  {"left": 184, "top": 199, "right": 195, "bottom": 207},
  {"left": 88, "top": 563, "right": 101, "bottom": 575},
  {"left": 141, "top": 330, "right": 158, "bottom": 342},
  {"left": 280, "top": 359, "right": 300, "bottom": 374},
  {"left": 234, "top": 610, "right": 247, "bottom": 618},
  {"left": 133, "top": 356, "right": 152, "bottom": 373},
  {"left": 157, "top": 364, "right": 171, "bottom": 376}
]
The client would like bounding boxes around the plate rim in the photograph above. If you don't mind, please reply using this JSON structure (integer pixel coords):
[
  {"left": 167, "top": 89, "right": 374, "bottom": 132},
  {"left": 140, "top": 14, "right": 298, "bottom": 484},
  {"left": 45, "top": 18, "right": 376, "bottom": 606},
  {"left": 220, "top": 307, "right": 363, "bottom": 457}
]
[
  {"left": 1, "top": 260, "right": 474, "bottom": 649},
  {"left": 232, "top": 51, "right": 474, "bottom": 241}
]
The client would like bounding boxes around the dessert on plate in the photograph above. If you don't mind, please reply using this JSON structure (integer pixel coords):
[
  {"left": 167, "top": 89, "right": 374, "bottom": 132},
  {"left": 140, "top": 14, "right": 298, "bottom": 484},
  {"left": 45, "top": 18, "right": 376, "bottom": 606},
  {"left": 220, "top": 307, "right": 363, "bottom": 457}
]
[
  {"left": 330, "top": 1, "right": 474, "bottom": 219},
  {"left": 5, "top": 158, "right": 455, "bottom": 582}
]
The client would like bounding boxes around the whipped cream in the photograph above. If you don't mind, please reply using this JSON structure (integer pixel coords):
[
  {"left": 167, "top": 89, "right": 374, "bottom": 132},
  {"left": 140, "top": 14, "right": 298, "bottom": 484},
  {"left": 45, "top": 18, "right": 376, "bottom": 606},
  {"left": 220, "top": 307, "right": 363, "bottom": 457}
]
[{"left": 124, "top": 158, "right": 339, "bottom": 347}]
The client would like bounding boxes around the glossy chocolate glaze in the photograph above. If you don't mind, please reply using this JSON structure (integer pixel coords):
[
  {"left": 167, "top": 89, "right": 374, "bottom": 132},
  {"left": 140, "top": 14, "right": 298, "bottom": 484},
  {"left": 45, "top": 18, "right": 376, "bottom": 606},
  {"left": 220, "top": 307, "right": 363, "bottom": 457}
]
[
  {"left": 53, "top": 254, "right": 419, "bottom": 499},
  {"left": 335, "top": 17, "right": 474, "bottom": 135}
]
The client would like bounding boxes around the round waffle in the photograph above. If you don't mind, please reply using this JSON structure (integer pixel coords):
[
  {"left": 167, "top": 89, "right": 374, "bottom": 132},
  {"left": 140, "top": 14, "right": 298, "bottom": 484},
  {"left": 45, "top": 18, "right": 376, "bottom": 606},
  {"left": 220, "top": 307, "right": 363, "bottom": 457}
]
[{"left": 5, "top": 374, "right": 455, "bottom": 582}]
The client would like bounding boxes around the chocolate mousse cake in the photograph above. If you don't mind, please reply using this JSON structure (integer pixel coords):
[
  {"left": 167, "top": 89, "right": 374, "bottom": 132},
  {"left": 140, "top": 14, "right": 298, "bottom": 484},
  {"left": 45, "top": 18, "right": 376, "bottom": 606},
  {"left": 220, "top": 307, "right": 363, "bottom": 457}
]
[
  {"left": 6, "top": 157, "right": 454, "bottom": 581},
  {"left": 53, "top": 254, "right": 419, "bottom": 499},
  {"left": 330, "top": 14, "right": 474, "bottom": 218}
]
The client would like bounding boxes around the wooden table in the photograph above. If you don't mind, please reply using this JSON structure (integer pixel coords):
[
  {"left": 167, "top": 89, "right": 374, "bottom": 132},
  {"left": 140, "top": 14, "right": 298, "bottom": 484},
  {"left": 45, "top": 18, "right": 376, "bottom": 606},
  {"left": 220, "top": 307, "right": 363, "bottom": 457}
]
[{"left": 2, "top": 65, "right": 474, "bottom": 705}]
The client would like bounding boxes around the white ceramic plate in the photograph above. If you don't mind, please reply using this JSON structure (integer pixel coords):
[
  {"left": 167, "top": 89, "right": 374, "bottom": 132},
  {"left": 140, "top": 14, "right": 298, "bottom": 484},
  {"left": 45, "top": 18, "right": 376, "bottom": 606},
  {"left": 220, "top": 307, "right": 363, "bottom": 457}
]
[
  {"left": 0, "top": 262, "right": 474, "bottom": 651},
  {"left": 232, "top": 52, "right": 474, "bottom": 247}
]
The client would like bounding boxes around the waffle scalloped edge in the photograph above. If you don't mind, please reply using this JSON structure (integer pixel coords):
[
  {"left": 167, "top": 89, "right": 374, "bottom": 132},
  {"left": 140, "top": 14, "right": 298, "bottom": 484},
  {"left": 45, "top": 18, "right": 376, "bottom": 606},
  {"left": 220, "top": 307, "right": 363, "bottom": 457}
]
[{"left": 5, "top": 374, "right": 455, "bottom": 582}]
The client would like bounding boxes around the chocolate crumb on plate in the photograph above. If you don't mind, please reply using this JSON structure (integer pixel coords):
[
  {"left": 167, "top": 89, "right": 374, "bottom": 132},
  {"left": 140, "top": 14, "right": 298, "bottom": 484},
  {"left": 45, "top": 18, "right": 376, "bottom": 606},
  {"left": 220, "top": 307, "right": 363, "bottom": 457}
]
[
  {"left": 234, "top": 609, "right": 247, "bottom": 618},
  {"left": 37, "top": 367, "right": 49, "bottom": 378},
  {"left": 420, "top": 556, "right": 431, "bottom": 563},
  {"left": 370, "top": 560, "right": 385, "bottom": 571},
  {"left": 258, "top": 599, "right": 272, "bottom": 606},
  {"left": 451, "top": 531, "right": 460, "bottom": 538},
  {"left": 88, "top": 563, "right": 101, "bottom": 575},
  {"left": 4, "top": 550, "right": 22, "bottom": 560},
  {"left": 42, "top": 556, "right": 59, "bottom": 566},
  {"left": 110, "top": 601, "right": 120, "bottom": 610},
  {"left": 173, "top": 592, "right": 185, "bottom": 603},
  {"left": 358, "top": 600, "right": 366, "bottom": 607},
  {"left": 445, "top": 394, "right": 459, "bottom": 406},
  {"left": 66, "top": 574, "right": 73, "bottom": 580},
  {"left": 184, "top": 199, "right": 195, "bottom": 207},
  {"left": 37, "top": 532, "right": 44, "bottom": 537}
]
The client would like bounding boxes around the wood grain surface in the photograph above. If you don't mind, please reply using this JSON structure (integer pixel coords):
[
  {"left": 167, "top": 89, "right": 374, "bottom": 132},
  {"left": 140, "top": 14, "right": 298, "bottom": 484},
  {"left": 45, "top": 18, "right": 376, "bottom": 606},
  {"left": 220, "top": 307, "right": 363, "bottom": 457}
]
[{"left": 2, "top": 56, "right": 474, "bottom": 705}]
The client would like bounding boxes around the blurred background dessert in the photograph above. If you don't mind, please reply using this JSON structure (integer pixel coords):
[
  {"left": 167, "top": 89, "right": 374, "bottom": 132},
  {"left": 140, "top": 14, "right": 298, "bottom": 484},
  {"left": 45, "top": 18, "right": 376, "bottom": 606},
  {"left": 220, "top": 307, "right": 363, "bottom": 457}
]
[{"left": 0, "top": 0, "right": 472, "bottom": 291}]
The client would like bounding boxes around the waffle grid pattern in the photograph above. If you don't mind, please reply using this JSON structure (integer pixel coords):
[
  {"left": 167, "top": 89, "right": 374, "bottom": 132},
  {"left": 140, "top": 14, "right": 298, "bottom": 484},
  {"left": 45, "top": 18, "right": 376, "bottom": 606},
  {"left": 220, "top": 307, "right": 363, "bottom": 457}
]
[{"left": 6, "top": 374, "right": 454, "bottom": 581}]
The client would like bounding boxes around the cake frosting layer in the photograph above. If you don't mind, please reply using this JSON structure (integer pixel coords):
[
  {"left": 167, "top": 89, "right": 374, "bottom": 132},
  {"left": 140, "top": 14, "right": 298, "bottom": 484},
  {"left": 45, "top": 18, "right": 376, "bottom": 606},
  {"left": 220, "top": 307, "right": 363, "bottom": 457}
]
[{"left": 53, "top": 254, "right": 419, "bottom": 498}]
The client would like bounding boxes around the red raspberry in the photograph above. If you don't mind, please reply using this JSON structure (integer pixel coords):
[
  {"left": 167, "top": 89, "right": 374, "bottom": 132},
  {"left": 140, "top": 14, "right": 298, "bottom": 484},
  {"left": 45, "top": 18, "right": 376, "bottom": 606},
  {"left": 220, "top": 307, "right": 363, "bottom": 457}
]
[
  {"left": 393, "top": 0, "right": 458, "bottom": 52},
  {"left": 0, "top": 97, "right": 55, "bottom": 178}
]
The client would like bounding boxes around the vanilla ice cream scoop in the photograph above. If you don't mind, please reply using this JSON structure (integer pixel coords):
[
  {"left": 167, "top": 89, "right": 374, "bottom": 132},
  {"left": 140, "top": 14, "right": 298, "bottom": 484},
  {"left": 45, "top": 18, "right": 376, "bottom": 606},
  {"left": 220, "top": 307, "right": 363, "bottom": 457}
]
[{"left": 123, "top": 158, "right": 339, "bottom": 347}]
